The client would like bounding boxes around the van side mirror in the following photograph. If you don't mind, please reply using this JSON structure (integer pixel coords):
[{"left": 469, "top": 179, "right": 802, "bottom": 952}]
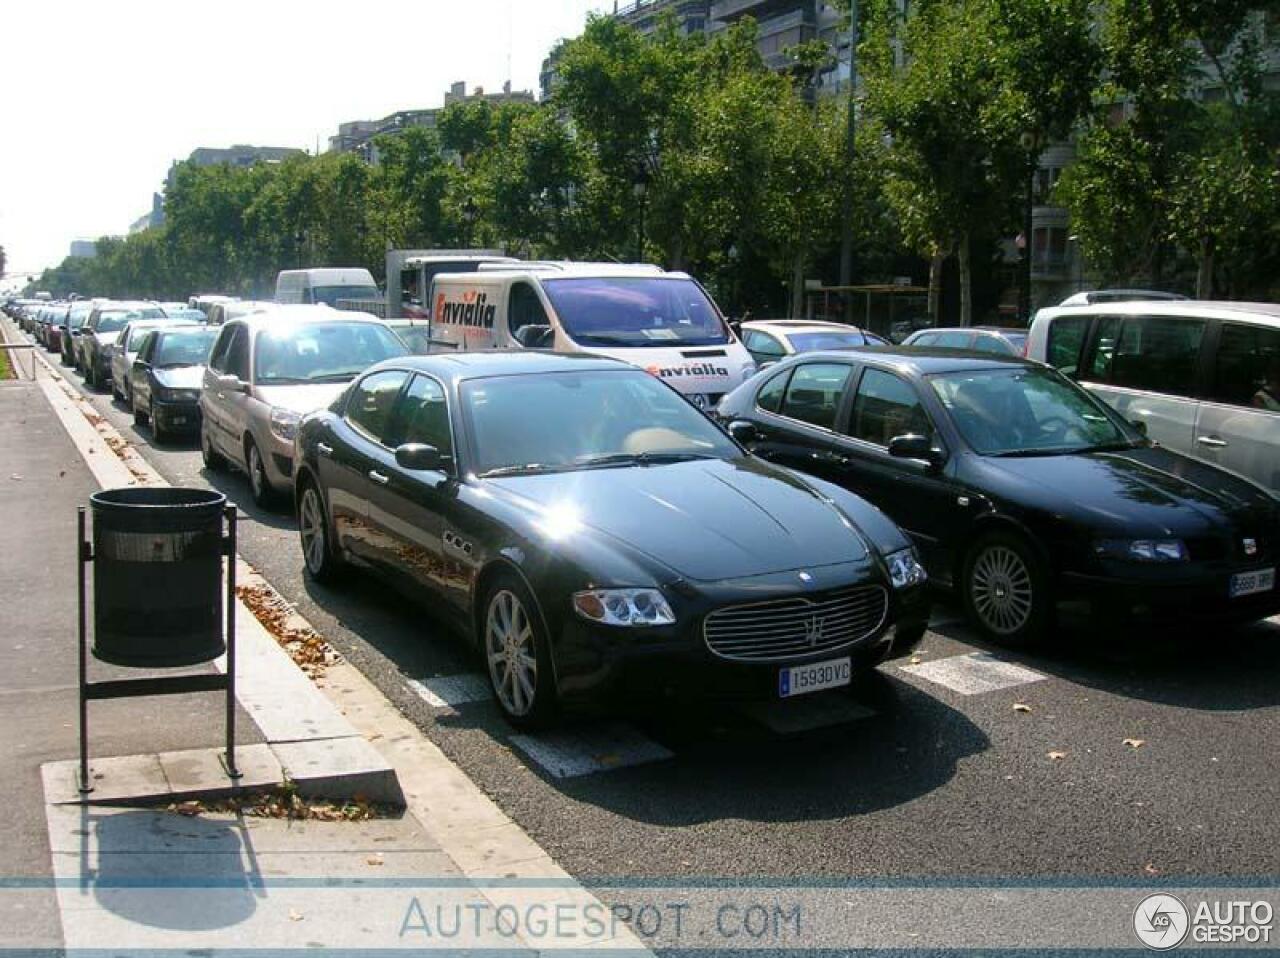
[
  {"left": 394, "top": 443, "right": 443, "bottom": 472},
  {"left": 728, "top": 421, "right": 759, "bottom": 445},
  {"left": 888, "top": 434, "right": 946, "bottom": 468}
]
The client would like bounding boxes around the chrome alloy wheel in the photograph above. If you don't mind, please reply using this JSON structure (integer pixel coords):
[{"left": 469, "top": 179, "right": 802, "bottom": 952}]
[
  {"left": 969, "top": 544, "right": 1034, "bottom": 636},
  {"left": 299, "top": 486, "right": 326, "bottom": 575},
  {"left": 485, "top": 589, "right": 537, "bottom": 717}
]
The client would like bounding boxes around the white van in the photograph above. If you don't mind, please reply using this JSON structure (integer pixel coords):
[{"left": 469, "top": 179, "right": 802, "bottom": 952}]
[
  {"left": 1027, "top": 300, "right": 1280, "bottom": 494},
  {"left": 427, "top": 263, "right": 756, "bottom": 409},
  {"left": 274, "top": 268, "right": 380, "bottom": 307}
]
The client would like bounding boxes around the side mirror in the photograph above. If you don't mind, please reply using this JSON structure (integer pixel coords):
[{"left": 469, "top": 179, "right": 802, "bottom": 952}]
[
  {"left": 1130, "top": 419, "right": 1148, "bottom": 437},
  {"left": 888, "top": 434, "right": 946, "bottom": 468},
  {"left": 728, "top": 420, "right": 760, "bottom": 445},
  {"left": 217, "top": 374, "right": 249, "bottom": 394},
  {"left": 394, "top": 442, "right": 443, "bottom": 472}
]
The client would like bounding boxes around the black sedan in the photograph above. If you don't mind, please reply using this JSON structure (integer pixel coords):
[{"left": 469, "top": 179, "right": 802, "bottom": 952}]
[
  {"left": 717, "top": 349, "right": 1280, "bottom": 645},
  {"left": 293, "top": 352, "right": 930, "bottom": 727},
  {"left": 129, "top": 326, "right": 218, "bottom": 442}
]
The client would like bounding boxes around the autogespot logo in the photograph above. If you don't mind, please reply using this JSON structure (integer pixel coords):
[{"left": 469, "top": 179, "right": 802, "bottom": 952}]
[{"left": 1134, "top": 894, "right": 1190, "bottom": 950}]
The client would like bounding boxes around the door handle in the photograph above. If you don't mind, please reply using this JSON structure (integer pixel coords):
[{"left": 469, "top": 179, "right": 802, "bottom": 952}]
[
  {"left": 317, "top": 442, "right": 334, "bottom": 457},
  {"left": 368, "top": 470, "right": 390, "bottom": 485},
  {"left": 1196, "top": 436, "right": 1228, "bottom": 449}
]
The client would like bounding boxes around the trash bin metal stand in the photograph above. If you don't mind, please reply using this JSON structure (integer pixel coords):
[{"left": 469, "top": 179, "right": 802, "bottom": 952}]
[{"left": 77, "top": 504, "right": 243, "bottom": 793}]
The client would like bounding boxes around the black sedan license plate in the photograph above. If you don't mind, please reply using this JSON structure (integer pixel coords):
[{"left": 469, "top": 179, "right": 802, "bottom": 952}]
[
  {"left": 779, "top": 657, "right": 851, "bottom": 698},
  {"left": 1230, "top": 568, "right": 1275, "bottom": 598}
]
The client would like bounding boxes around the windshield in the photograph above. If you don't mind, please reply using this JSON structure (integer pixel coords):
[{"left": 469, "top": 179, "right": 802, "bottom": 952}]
[
  {"left": 930, "top": 367, "right": 1133, "bottom": 456},
  {"left": 463, "top": 369, "right": 738, "bottom": 476},
  {"left": 788, "top": 330, "right": 877, "bottom": 351},
  {"left": 155, "top": 329, "right": 218, "bottom": 366},
  {"left": 312, "top": 285, "right": 380, "bottom": 306},
  {"left": 67, "top": 309, "right": 90, "bottom": 328},
  {"left": 163, "top": 308, "right": 207, "bottom": 321},
  {"left": 541, "top": 277, "right": 729, "bottom": 348},
  {"left": 253, "top": 322, "right": 407, "bottom": 385},
  {"left": 96, "top": 311, "right": 141, "bottom": 333}
]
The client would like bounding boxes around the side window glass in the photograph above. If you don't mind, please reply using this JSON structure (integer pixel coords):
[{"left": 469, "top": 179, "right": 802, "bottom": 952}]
[
  {"left": 394, "top": 375, "right": 454, "bottom": 459},
  {"left": 207, "top": 326, "right": 233, "bottom": 373},
  {"left": 346, "top": 371, "right": 410, "bottom": 443},
  {"left": 1109, "top": 316, "right": 1206, "bottom": 398},
  {"left": 849, "top": 368, "right": 935, "bottom": 447},
  {"left": 756, "top": 368, "right": 792, "bottom": 413},
  {"left": 779, "top": 363, "right": 852, "bottom": 430},
  {"left": 936, "top": 331, "right": 974, "bottom": 349},
  {"left": 225, "top": 327, "right": 250, "bottom": 380},
  {"left": 1085, "top": 316, "right": 1121, "bottom": 382},
  {"left": 509, "top": 283, "right": 551, "bottom": 346},
  {"left": 911, "top": 333, "right": 937, "bottom": 348},
  {"left": 1047, "top": 316, "right": 1087, "bottom": 374},
  {"left": 1211, "top": 323, "right": 1280, "bottom": 412},
  {"left": 973, "top": 335, "right": 1012, "bottom": 355},
  {"left": 745, "top": 331, "right": 786, "bottom": 359}
]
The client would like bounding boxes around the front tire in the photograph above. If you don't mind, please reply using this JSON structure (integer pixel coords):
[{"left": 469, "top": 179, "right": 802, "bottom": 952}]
[
  {"left": 298, "top": 480, "right": 343, "bottom": 583},
  {"left": 961, "top": 531, "right": 1052, "bottom": 646},
  {"left": 481, "top": 575, "right": 558, "bottom": 729},
  {"left": 150, "top": 402, "right": 168, "bottom": 444},
  {"left": 245, "top": 437, "right": 276, "bottom": 508}
]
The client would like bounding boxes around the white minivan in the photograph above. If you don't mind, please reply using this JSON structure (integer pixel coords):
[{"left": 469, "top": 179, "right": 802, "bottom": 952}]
[
  {"left": 274, "top": 268, "right": 381, "bottom": 307},
  {"left": 426, "top": 263, "right": 756, "bottom": 409},
  {"left": 1027, "top": 300, "right": 1280, "bottom": 494}
]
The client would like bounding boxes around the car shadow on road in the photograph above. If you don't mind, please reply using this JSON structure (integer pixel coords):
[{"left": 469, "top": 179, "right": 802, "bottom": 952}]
[{"left": 928, "top": 603, "right": 1280, "bottom": 712}]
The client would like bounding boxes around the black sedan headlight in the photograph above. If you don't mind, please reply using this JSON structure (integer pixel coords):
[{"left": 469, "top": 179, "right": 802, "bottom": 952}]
[
  {"left": 572, "top": 588, "right": 676, "bottom": 627},
  {"left": 1093, "top": 539, "right": 1189, "bottom": 562},
  {"left": 885, "top": 547, "right": 928, "bottom": 589},
  {"left": 156, "top": 386, "right": 201, "bottom": 403}
]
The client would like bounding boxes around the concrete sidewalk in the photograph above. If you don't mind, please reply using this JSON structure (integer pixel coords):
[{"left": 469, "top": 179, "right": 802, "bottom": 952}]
[{"left": 1, "top": 319, "right": 649, "bottom": 955}]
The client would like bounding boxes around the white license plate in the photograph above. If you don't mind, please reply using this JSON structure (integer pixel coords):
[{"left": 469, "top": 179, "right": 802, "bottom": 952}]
[
  {"left": 1230, "top": 568, "right": 1275, "bottom": 598},
  {"left": 779, "top": 657, "right": 851, "bottom": 698}
]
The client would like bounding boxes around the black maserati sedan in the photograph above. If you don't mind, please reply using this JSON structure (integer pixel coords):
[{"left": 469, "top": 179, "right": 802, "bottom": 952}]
[
  {"left": 716, "top": 349, "right": 1280, "bottom": 645},
  {"left": 293, "top": 352, "right": 930, "bottom": 727}
]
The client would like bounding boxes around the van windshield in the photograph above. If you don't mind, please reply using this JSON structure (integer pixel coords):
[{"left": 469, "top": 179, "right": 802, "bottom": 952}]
[
  {"left": 541, "top": 277, "right": 729, "bottom": 348},
  {"left": 312, "top": 285, "right": 380, "bottom": 306}
]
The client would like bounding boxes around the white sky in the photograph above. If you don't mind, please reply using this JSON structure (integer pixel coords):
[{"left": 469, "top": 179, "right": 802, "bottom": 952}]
[{"left": 0, "top": 0, "right": 610, "bottom": 280}]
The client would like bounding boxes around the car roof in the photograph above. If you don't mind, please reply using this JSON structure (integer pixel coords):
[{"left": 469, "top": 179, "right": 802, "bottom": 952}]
[
  {"left": 382, "top": 349, "right": 629, "bottom": 382},
  {"left": 230, "top": 305, "right": 383, "bottom": 328},
  {"left": 743, "top": 320, "right": 873, "bottom": 334},
  {"left": 1035, "top": 300, "right": 1280, "bottom": 326},
  {"left": 438, "top": 263, "right": 677, "bottom": 283},
  {"left": 789, "top": 346, "right": 1036, "bottom": 376},
  {"left": 910, "top": 325, "right": 1025, "bottom": 336}
]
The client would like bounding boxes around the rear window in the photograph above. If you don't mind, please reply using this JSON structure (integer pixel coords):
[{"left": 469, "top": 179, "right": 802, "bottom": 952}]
[
  {"left": 1209, "top": 322, "right": 1280, "bottom": 411},
  {"left": 1083, "top": 315, "right": 1206, "bottom": 399}
]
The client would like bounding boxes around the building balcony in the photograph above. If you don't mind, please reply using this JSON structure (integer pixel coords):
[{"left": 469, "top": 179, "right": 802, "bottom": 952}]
[
  {"left": 711, "top": 0, "right": 771, "bottom": 22},
  {"left": 757, "top": 6, "right": 815, "bottom": 38}
]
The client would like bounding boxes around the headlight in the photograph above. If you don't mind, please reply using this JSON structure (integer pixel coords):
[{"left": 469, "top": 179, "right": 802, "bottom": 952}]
[
  {"left": 1094, "top": 539, "right": 1189, "bottom": 562},
  {"left": 886, "top": 547, "right": 928, "bottom": 589},
  {"left": 572, "top": 588, "right": 676, "bottom": 627},
  {"left": 269, "top": 407, "right": 301, "bottom": 442},
  {"left": 157, "top": 387, "right": 200, "bottom": 402}
]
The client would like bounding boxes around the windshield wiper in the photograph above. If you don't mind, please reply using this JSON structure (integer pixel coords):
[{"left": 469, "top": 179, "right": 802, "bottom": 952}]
[
  {"left": 479, "top": 462, "right": 564, "bottom": 478},
  {"left": 576, "top": 451, "right": 716, "bottom": 469}
]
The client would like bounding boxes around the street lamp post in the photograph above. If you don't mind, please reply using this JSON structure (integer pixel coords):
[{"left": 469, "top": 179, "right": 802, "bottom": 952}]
[
  {"left": 1018, "top": 130, "right": 1045, "bottom": 324},
  {"left": 632, "top": 176, "right": 648, "bottom": 264}
]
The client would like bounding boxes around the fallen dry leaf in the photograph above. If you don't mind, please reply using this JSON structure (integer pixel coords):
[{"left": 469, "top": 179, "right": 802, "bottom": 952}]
[
  {"left": 366, "top": 855, "right": 385, "bottom": 867},
  {"left": 909, "top": 655, "right": 922, "bottom": 665},
  {"left": 1047, "top": 750, "right": 1067, "bottom": 761},
  {"left": 1012, "top": 702, "right": 1033, "bottom": 714},
  {"left": 288, "top": 908, "right": 304, "bottom": 922},
  {"left": 1144, "top": 863, "right": 1160, "bottom": 876},
  {"left": 1123, "top": 738, "right": 1145, "bottom": 749}
]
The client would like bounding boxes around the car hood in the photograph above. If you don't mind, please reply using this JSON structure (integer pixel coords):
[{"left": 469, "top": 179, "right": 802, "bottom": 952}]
[
  {"left": 254, "top": 383, "right": 348, "bottom": 415},
  {"left": 486, "top": 456, "right": 871, "bottom": 581},
  {"left": 981, "top": 445, "right": 1278, "bottom": 535},
  {"left": 155, "top": 365, "right": 205, "bottom": 389}
]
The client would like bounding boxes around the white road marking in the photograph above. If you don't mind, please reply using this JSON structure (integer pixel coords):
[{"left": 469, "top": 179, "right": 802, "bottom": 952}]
[
  {"left": 511, "top": 724, "right": 674, "bottom": 779},
  {"left": 407, "top": 673, "right": 490, "bottom": 709},
  {"left": 899, "top": 651, "right": 1047, "bottom": 695},
  {"left": 742, "top": 693, "right": 876, "bottom": 733}
]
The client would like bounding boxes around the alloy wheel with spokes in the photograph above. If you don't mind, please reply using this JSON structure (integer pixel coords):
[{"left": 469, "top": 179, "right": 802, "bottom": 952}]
[
  {"left": 486, "top": 589, "right": 538, "bottom": 717},
  {"left": 298, "top": 483, "right": 339, "bottom": 581},
  {"left": 246, "top": 439, "right": 274, "bottom": 508},
  {"left": 962, "top": 532, "right": 1051, "bottom": 646}
]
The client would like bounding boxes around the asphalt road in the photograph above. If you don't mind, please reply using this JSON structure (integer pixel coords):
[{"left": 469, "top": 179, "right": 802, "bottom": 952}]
[{"left": 37, "top": 335, "right": 1280, "bottom": 881}]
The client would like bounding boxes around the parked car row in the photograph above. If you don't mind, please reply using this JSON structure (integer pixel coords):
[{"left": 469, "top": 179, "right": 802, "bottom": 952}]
[{"left": 6, "top": 282, "right": 1276, "bottom": 731}]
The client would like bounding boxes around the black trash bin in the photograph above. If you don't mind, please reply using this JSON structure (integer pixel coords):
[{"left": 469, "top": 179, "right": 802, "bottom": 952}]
[{"left": 89, "top": 487, "right": 228, "bottom": 667}]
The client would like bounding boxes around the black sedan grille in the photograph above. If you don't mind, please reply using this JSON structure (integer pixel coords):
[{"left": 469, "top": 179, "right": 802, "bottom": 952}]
[{"left": 703, "top": 585, "right": 888, "bottom": 663}]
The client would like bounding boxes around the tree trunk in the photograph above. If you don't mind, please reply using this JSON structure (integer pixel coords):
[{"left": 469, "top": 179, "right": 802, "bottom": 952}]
[
  {"left": 927, "top": 249, "right": 944, "bottom": 324},
  {"left": 791, "top": 252, "right": 805, "bottom": 319},
  {"left": 1196, "top": 236, "right": 1214, "bottom": 300},
  {"left": 958, "top": 231, "right": 972, "bottom": 327}
]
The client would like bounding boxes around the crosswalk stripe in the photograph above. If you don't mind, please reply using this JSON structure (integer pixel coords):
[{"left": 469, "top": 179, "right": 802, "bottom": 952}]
[
  {"left": 899, "top": 651, "right": 1046, "bottom": 695},
  {"left": 510, "top": 723, "right": 674, "bottom": 779},
  {"left": 407, "top": 674, "right": 491, "bottom": 709}
]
